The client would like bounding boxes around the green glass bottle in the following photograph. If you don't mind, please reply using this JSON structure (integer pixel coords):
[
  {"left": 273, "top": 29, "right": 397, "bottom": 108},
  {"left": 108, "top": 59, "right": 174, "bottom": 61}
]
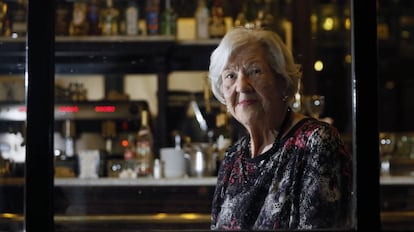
[{"left": 160, "top": 0, "right": 177, "bottom": 36}]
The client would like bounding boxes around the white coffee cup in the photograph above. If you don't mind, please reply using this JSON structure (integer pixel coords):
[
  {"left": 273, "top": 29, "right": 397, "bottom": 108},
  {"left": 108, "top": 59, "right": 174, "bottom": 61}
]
[
  {"left": 78, "top": 150, "right": 100, "bottom": 179},
  {"left": 160, "top": 147, "right": 185, "bottom": 178}
]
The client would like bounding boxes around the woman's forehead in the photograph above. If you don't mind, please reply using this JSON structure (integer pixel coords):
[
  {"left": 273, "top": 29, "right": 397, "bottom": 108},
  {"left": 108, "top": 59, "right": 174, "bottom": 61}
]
[{"left": 227, "top": 44, "right": 266, "bottom": 64}]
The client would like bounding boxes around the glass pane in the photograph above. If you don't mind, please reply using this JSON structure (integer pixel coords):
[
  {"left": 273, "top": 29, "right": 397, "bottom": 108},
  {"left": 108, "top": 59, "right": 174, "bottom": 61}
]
[
  {"left": 0, "top": 0, "right": 27, "bottom": 231},
  {"left": 378, "top": 0, "right": 414, "bottom": 230},
  {"left": 50, "top": 0, "right": 354, "bottom": 231}
]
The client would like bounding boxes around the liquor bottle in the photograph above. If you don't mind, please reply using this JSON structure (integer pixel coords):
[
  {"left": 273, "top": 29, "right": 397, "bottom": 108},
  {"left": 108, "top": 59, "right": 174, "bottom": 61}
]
[
  {"left": 214, "top": 111, "right": 232, "bottom": 174},
  {"left": 234, "top": 1, "right": 247, "bottom": 28},
  {"left": 160, "top": 0, "right": 177, "bottom": 36},
  {"left": 11, "top": 0, "right": 27, "bottom": 38},
  {"left": 209, "top": 0, "right": 226, "bottom": 38},
  {"left": 195, "top": 0, "right": 209, "bottom": 39},
  {"left": 135, "top": 110, "right": 154, "bottom": 177},
  {"left": 152, "top": 158, "right": 163, "bottom": 179},
  {"left": 215, "top": 112, "right": 232, "bottom": 155},
  {"left": 0, "top": 0, "right": 11, "bottom": 36},
  {"left": 124, "top": 135, "right": 135, "bottom": 161},
  {"left": 69, "top": 0, "right": 89, "bottom": 36},
  {"left": 87, "top": 0, "right": 101, "bottom": 35},
  {"left": 120, "top": 120, "right": 134, "bottom": 160},
  {"left": 145, "top": 0, "right": 160, "bottom": 35},
  {"left": 244, "top": 0, "right": 257, "bottom": 29},
  {"left": 125, "top": 0, "right": 139, "bottom": 35},
  {"left": 99, "top": 0, "right": 119, "bottom": 36},
  {"left": 101, "top": 120, "right": 116, "bottom": 155},
  {"left": 56, "top": 0, "right": 70, "bottom": 36},
  {"left": 62, "top": 119, "right": 77, "bottom": 158},
  {"left": 123, "top": 133, "right": 137, "bottom": 171},
  {"left": 254, "top": 0, "right": 274, "bottom": 30},
  {"left": 56, "top": 120, "right": 78, "bottom": 177}
]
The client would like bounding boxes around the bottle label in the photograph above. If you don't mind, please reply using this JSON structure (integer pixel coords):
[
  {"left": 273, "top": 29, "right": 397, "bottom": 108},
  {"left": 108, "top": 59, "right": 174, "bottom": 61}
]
[
  {"left": 124, "top": 149, "right": 136, "bottom": 160},
  {"left": 136, "top": 140, "right": 153, "bottom": 176},
  {"left": 196, "top": 9, "right": 209, "bottom": 39},
  {"left": 146, "top": 11, "right": 159, "bottom": 35},
  {"left": 136, "top": 141, "right": 151, "bottom": 155},
  {"left": 126, "top": 5, "right": 138, "bottom": 35},
  {"left": 73, "top": 3, "right": 87, "bottom": 26}
]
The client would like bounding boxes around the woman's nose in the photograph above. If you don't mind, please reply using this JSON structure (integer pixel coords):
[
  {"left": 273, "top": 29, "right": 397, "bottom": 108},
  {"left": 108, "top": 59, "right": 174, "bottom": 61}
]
[{"left": 235, "top": 71, "right": 252, "bottom": 92}]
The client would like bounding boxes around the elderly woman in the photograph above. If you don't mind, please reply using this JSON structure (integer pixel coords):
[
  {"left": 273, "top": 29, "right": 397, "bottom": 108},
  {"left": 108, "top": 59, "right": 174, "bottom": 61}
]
[{"left": 208, "top": 27, "right": 352, "bottom": 230}]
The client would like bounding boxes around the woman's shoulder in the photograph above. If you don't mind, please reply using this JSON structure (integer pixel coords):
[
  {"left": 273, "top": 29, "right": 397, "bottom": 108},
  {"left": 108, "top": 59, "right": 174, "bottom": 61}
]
[
  {"left": 295, "top": 115, "right": 337, "bottom": 131},
  {"left": 287, "top": 116, "right": 343, "bottom": 143}
]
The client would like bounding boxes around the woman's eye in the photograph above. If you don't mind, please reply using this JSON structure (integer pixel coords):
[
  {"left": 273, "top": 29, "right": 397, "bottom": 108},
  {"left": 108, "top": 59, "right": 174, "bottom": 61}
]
[
  {"left": 247, "top": 67, "right": 262, "bottom": 76},
  {"left": 222, "top": 72, "right": 235, "bottom": 79}
]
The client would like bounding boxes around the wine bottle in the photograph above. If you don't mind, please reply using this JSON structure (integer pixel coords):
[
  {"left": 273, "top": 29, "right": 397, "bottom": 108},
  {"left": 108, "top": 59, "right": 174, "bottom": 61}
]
[
  {"left": 195, "top": 0, "right": 209, "bottom": 39},
  {"left": 0, "top": 0, "right": 11, "bottom": 36},
  {"left": 135, "top": 110, "right": 154, "bottom": 177},
  {"left": 87, "top": 0, "right": 101, "bottom": 35},
  {"left": 125, "top": 0, "right": 139, "bottom": 35},
  {"left": 99, "top": 0, "right": 119, "bottom": 36},
  {"left": 160, "top": 0, "right": 177, "bottom": 36},
  {"left": 11, "top": 0, "right": 27, "bottom": 37},
  {"left": 145, "top": 0, "right": 160, "bottom": 35},
  {"left": 209, "top": 0, "right": 226, "bottom": 38},
  {"left": 69, "top": 0, "right": 89, "bottom": 36}
]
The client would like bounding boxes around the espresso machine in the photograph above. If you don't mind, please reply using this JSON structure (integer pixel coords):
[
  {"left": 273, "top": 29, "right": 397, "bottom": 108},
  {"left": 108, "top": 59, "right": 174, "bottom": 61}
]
[
  {"left": 53, "top": 100, "right": 150, "bottom": 177},
  {"left": 0, "top": 100, "right": 150, "bottom": 177},
  {"left": 0, "top": 103, "right": 26, "bottom": 176}
]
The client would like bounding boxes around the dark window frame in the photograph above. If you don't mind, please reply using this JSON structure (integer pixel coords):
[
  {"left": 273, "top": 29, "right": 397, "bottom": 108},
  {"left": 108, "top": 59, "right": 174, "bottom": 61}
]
[{"left": 24, "top": 0, "right": 380, "bottom": 231}]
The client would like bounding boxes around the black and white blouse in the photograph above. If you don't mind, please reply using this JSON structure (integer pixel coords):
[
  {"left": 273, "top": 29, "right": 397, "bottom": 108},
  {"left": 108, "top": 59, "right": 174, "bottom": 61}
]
[{"left": 211, "top": 118, "right": 353, "bottom": 230}]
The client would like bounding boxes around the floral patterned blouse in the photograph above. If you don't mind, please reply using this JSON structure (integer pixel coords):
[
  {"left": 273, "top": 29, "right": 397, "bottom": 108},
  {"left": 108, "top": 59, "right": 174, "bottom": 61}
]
[{"left": 211, "top": 118, "right": 353, "bottom": 230}]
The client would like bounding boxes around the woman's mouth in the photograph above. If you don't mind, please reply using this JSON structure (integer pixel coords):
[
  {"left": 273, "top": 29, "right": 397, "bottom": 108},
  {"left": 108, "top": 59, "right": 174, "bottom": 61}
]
[{"left": 238, "top": 99, "right": 257, "bottom": 106}]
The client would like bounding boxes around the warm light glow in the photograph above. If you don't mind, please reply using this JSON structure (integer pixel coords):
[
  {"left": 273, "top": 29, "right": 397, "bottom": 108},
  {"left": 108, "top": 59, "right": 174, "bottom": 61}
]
[
  {"left": 314, "top": 60, "right": 324, "bottom": 72},
  {"left": 18, "top": 106, "right": 26, "bottom": 112},
  {"left": 345, "top": 54, "right": 352, "bottom": 64},
  {"left": 292, "top": 92, "right": 301, "bottom": 112},
  {"left": 0, "top": 213, "right": 19, "bottom": 219},
  {"left": 380, "top": 138, "right": 392, "bottom": 145},
  {"left": 310, "top": 14, "right": 318, "bottom": 24},
  {"left": 95, "top": 105, "right": 116, "bottom": 113},
  {"left": 59, "top": 106, "right": 79, "bottom": 113},
  {"left": 385, "top": 81, "right": 396, "bottom": 90},
  {"left": 121, "top": 139, "right": 128, "bottom": 147},
  {"left": 180, "top": 213, "right": 199, "bottom": 220},
  {"left": 345, "top": 17, "right": 351, "bottom": 30},
  {"left": 153, "top": 213, "right": 168, "bottom": 219},
  {"left": 322, "top": 17, "right": 335, "bottom": 31},
  {"left": 401, "top": 30, "right": 411, "bottom": 39}
]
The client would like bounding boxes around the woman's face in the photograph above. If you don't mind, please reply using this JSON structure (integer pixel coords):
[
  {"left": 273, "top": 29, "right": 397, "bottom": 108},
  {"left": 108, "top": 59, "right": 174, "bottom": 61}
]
[{"left": 221, "top": 43, "right": 286, "bottom": 129}]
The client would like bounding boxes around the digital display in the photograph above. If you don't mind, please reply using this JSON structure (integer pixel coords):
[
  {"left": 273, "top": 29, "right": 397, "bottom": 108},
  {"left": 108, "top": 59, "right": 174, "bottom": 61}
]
[
  {"left": 58, "top": 106, "right": 79, "bottom": 113},
  {"left": 18, "top": 106, "right": 26, "bottom": 112},
  {"left": 95, "top": 106, "right": 116, "bottom": 113}
]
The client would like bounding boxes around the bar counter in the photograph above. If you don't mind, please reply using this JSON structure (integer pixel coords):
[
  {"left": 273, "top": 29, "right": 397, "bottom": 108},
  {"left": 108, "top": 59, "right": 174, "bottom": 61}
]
[
  {"left": 3, "top": 175, "right": 414, "bottom": 186},
  {"left": 55, "top": 176, "right": 217, "bottom": 186},
  {"left": 380, "top": 175, "right": 414, "bottom": 185},
  {"left": 1, "top": 177, "right": 218, "bottom": 231},
  {"left": 380, "top": 175, "right": 414, "bottom": 230},
  {"left": 4, "top": 175, "right": 412, "bottom": 186},
  {"left": 3, "top": 176, "right": 414, "bottom": 230}
]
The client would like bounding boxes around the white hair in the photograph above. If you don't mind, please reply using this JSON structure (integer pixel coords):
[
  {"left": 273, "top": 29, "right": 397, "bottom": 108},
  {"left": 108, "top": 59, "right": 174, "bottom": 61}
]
[{"left": 208, "top": 27, "right": 302, "bottom": 104}]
